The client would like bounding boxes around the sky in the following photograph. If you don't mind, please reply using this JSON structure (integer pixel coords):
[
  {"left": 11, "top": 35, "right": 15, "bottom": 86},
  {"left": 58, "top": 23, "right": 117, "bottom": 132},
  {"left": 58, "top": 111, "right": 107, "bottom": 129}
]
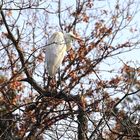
[
  {"left": 1, "top": 0, "right": 140, "bottom": 84},
  {"left": 0, "top": 1, "right": 140, "bottom": 139}
]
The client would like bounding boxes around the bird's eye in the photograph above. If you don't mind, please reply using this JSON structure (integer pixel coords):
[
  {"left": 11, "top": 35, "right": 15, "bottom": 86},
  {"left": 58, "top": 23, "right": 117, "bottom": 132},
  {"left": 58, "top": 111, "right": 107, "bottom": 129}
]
[
  {"left": 70, "top": 36, "right": 75, "bottom": 41},
  {"left": 71, "top": 38, "right": 74, "bottom": 41}
]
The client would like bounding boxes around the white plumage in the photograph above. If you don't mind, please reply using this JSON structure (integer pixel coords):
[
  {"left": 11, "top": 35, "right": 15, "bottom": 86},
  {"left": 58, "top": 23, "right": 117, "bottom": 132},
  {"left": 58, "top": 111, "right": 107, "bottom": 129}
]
[{"left": 45, "top": 32, "right": 81, "bottom": 77}]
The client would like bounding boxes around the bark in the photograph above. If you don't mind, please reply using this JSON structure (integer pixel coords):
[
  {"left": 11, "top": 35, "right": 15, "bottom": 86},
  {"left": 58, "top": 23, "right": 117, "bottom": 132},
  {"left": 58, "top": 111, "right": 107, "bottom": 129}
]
[{"left": 77, "top": 96, "right": 88, "bottom": 140}]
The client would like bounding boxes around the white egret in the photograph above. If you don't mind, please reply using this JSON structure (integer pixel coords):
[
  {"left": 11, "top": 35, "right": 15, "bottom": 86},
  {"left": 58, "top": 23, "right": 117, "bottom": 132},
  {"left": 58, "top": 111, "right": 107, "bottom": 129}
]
[{"left": 45, "top": 32, "right": 81, "bottom": 77}]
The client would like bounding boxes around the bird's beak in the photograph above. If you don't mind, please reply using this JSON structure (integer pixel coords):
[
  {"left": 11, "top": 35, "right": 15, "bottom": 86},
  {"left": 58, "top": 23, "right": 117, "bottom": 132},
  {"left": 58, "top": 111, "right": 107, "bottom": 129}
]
[{"left": 73, "top": 35, "right": 83, "bottom": 42}]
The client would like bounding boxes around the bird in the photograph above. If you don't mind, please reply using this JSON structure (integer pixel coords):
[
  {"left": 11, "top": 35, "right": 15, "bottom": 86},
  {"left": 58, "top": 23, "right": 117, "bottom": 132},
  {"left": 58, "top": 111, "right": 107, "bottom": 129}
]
[{"left": 45, "top": 31, "right": 81, "bottom": 77}]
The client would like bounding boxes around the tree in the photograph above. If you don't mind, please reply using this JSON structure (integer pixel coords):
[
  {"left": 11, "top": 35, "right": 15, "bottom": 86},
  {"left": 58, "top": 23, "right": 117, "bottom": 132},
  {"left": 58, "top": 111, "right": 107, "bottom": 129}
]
[{"left": 0, "top": 0, "right": 140, "bottom": 139}]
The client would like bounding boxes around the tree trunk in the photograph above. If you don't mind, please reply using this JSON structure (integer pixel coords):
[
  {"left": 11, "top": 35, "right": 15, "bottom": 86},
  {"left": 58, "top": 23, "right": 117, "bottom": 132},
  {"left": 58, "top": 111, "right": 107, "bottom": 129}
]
[{"left": 77, "top": 96, "right": 87, "bottom": 140}]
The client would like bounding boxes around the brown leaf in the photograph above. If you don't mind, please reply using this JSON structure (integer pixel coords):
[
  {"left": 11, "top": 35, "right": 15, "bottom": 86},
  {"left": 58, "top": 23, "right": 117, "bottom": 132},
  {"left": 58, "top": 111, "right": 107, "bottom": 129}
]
[
  {"left": 109, "top": 77, "right": 121, "bottom": 85},
  {"left": 82, "top": 14, "right": 89, "bottom": 22},
  {"left": 69, "top": 71, "right": 77, "bottom": 80},
  {"left": 7, "top": 10, "right": 12, "bottom": 17},
  {"left": 68, "top": 49, "right": 75, "bottom": 61}
]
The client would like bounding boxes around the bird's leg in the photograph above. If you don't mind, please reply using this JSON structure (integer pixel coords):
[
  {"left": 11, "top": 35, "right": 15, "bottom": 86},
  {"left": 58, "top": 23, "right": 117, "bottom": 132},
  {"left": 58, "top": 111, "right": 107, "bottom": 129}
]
[
  {"left": 47, "top": 75, "right": 52, "bottom": 89},
  {"left": 57, "top": 68, "right": 62, "bottom": 90},
  {"left": 48, "top": 76, "right": 58, "bottom": 92},
  {"left": 43, "top": 68, "right": 47, "bottom": 88}
]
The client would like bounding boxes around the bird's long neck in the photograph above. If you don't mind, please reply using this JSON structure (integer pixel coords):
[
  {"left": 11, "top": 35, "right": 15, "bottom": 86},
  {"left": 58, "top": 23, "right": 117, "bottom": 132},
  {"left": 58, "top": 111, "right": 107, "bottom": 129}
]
[
  {"left": 64, "top": 35, "right": 72, "bottom": 51},
  {"left": 66, "top": 43, "right": 71, "bottom": 51}
]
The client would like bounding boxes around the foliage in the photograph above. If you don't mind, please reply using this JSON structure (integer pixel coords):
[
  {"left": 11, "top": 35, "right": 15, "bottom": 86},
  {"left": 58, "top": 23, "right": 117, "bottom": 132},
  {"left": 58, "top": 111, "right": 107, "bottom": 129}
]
[{"left": 0, "top": 0, "right": 140, "bottom": 139}]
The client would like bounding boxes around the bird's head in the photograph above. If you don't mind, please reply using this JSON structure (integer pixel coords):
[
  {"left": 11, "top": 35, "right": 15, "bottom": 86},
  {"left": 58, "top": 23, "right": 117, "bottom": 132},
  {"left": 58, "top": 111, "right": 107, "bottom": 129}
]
[{"left": 65, "top": 32, "right": 82, "bottom": 50}]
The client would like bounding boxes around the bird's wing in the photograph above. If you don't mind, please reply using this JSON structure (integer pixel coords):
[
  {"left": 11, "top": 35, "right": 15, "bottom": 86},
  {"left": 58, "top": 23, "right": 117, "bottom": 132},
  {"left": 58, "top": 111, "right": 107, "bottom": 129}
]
[{"left": 45, "top": 32, "right": 67, "bottom": 76}]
